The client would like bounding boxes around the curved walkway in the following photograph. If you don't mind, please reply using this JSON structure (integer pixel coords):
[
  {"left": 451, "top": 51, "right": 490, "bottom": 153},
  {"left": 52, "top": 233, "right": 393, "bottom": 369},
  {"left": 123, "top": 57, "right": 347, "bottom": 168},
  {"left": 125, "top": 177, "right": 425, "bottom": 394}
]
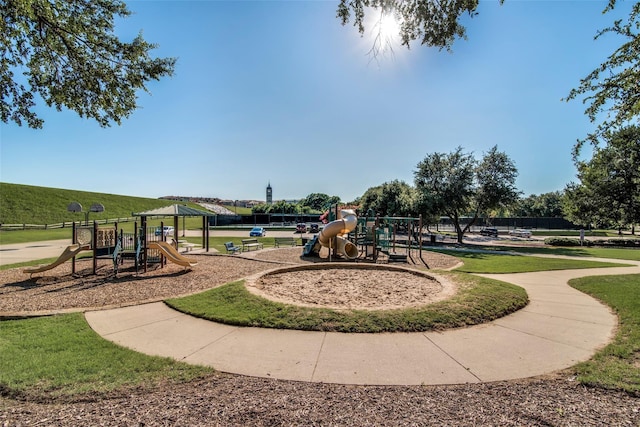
[{"left": 85, "top": 259, "right": 639, "bottom": 386}]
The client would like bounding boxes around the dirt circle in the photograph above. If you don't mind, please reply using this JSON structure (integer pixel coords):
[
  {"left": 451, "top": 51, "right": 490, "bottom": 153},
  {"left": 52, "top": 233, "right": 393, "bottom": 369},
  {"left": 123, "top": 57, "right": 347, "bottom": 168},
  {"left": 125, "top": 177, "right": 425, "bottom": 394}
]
[{"left": 245, "top": 264, "right": 456, "bottom": 311}]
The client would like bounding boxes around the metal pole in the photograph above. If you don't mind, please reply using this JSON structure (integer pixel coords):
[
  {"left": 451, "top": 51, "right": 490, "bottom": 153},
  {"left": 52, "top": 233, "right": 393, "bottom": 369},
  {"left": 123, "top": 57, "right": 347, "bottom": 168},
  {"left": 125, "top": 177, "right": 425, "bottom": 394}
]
[{"left": 419, "top": 214, "right": 423, "bottom": 259}]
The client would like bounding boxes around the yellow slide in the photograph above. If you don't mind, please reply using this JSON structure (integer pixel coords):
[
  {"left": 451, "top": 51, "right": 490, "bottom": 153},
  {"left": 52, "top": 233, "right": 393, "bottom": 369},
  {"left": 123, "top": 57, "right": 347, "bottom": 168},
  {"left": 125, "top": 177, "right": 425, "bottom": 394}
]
[
  {"left": 317, "top": 209, "right": 359, "bottom": 259},
  {"left": 23, "top": 244, "right": 89, "bottom": 274},
  {"left": 148, "top": 241, "right": 198, "bottom": 268}
]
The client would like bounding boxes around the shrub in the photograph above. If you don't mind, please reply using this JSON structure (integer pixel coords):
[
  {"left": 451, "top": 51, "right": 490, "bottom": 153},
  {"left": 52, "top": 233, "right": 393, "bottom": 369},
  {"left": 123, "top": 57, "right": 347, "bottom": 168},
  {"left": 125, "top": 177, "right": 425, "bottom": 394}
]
[
  {"left": 544, "top": 237, "right": 592, "bottom": 247},
  {"left": 600, "top": 239, "right": 640, "bottom": 248},
  {"left": 544, "top": 237, "right": 640, "bottom": 248}
]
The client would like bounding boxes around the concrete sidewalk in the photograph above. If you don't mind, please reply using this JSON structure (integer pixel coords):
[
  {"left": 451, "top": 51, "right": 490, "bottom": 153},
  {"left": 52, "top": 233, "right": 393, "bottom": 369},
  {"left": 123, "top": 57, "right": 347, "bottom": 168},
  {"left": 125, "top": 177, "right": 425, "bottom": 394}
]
[
  {"left": 85, "top": 261, "right": 639, "bottom": 386},
  {"left": 0, "top": 239, "right": 74, "bottom": 266}
]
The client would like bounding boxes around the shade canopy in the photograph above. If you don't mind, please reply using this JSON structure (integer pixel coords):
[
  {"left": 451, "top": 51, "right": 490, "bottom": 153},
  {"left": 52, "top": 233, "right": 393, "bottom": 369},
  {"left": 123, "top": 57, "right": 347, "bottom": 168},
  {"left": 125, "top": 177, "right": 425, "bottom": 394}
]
[{"left": 134, "top": 204, "right": 212, "bottom": 217}]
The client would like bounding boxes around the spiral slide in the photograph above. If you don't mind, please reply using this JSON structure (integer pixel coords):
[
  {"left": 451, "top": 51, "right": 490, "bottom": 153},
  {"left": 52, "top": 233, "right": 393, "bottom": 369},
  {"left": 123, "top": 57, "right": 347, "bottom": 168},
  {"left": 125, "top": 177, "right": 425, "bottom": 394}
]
[
  {"left": 312, "top": 209, "right": 358, "bottom": 259},
  {"left": 148, "top": 241, "right": 198, "bottom": 267}
]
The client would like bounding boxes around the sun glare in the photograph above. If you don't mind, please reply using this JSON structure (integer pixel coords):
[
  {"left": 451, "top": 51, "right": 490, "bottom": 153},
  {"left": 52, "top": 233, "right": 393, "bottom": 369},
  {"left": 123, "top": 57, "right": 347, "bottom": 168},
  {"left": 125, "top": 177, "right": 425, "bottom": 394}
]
[
  {"left": 379, "top": 12, "right": 401, "bottom": 44},
  {"left": 370, "top": 9, "right": 401, "bottom": 57}
]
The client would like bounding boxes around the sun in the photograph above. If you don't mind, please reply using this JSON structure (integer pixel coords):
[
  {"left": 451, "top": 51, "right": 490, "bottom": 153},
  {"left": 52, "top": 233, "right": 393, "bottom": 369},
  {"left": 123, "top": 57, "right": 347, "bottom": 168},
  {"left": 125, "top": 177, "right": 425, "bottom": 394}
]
[
  {"left": 370, "top": 9, "right": 401, "bottom": 57},
  {"left": 379, "top": 11, "right": 401, "bottom": 43}
]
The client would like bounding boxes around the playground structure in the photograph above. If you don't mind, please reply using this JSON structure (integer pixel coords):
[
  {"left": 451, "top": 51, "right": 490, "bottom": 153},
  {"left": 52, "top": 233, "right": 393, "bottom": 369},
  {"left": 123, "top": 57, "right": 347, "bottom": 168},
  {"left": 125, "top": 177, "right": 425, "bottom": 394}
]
[
  {"left": 23, "top": 219, "right": 198, "bottom": 276},
  {"left": 303, "top": 206, "right": 428, "bottom": 264},
  {"left": 304, "top": 209, "right": 359, "bottom": 260}
]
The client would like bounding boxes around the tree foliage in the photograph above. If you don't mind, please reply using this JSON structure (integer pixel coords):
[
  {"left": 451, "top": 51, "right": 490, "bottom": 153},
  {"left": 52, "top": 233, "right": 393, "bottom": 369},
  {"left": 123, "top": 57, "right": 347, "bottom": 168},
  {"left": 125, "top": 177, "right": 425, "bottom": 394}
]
[
  {"left": 414, "top": 146, "right": 519, "bottom": 243},
  {"left": 336, "top": 0, "right": 493, "bottom": 54},
  {"left": 358, "top": 180, "right": 415, "bottom": 217},
  {"left": 251, "top": 193, "right": 341, "bottom": 215},
  {"left": 513, "top": 191, "right": 564, "bottom": 218},
  {"left": 1, "top": 0, "right": 176, "bottom": 128},
  {"left": 563, "top": 125, "right": 640, "bottom": 232},
  {"left": 300, "top": 193, "right": 340, "bottom": 212},
  {"left": 565, "top": 1, "right": 640, "bottom": 157}
]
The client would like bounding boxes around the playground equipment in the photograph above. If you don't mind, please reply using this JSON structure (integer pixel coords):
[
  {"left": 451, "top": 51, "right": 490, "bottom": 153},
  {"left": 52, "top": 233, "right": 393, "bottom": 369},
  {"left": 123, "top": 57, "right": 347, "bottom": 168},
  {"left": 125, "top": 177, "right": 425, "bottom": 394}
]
[
  {"left": 22, "top": 243, "right": 90, "bottom": 275},
  {"left": 303, "top": 206, "right": 428, "bottom": 265},
  {"left": 22, "top": 218, "right": 198, "bottom": 277},
  {"left": 22, "top": 222, "right": 117, "bottom": 276},
  {"left": 148, "top": 241, "right": 197, "bottom": 268},
  {"left": 304, "top": 209, "right": 358, "bottom": 259}
]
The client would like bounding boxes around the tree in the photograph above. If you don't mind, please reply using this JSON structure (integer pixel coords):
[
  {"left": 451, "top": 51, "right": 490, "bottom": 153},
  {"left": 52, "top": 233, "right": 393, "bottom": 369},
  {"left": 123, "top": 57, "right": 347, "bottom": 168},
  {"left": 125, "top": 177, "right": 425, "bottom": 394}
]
[
  {"left": 1, "top": 0, "right": 175, "bottom": 128},
  {"left": 300, "top": 193, "right": 340, "bottom": 212},
  {"left": 336, "top": 0, "right": 491, "bottom": 54},
  {"left": 514, "top": 191, "right": 564, "bottom": 217},
  {"left": 563, "top": 125, "right": 640, "bottom": 233},
  {"left": 414, "top": 146, "right": 519, "bottom": 243},
  {"left": 565, "top": 1, "right": 640, "bottom": 157},
  {"left": 358, "top": 180, "right": 415, "bottom": 217}
]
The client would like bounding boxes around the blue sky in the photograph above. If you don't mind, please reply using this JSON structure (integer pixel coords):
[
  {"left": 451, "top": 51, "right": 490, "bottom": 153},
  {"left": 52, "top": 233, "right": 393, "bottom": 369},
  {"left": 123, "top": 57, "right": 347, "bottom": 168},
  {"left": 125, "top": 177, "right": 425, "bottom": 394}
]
[{"left": 1, "top": 0, "right": 633, "bottom": 203}]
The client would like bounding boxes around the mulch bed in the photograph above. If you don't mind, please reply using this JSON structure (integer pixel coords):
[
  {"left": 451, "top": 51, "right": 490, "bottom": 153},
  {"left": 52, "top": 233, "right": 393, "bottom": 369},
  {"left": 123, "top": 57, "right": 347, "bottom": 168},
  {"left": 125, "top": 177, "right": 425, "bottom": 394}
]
[{"left": 1, "top": 248, "right": 638, "bottom": 425}]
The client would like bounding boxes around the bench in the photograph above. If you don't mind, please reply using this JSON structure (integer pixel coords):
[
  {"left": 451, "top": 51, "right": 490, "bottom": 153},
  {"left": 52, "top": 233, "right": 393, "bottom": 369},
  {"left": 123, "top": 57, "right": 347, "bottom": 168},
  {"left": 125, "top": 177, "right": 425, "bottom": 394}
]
[
  {"left": 274, "top": 237, "right": 297, "bottom": 248},
  {"left": 173, "top": 239, "right": 201, "bottom": 252},
  {"left": 224, "top": 241, "right": 241, "bottom": 254},
  {"left": 180, "top": 241, "right": 201, "bottom": 252},
  {"left": 241, "top": 238, "right": 263, "bottom": 251},
  {"left": 181, "top": 243, "right": 199, "bottom": 252}
]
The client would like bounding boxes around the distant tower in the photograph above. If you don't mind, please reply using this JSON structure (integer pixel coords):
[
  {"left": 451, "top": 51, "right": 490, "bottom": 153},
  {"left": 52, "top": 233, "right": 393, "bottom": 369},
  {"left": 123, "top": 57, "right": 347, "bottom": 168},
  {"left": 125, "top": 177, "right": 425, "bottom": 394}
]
[{"left": 266, "top": 182, "right": 273, "bottom": 205}]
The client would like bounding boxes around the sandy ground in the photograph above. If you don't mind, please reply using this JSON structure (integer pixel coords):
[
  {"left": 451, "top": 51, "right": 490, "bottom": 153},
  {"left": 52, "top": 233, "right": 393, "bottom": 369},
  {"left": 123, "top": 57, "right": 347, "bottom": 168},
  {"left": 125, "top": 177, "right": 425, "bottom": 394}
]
[
  {"left": 247, "top": 264, "right": 456, "bottom": 310},
  {"left": 0, "top": 247, "right": 459, "bottom": 315},
  {"left": 1, "top": 248, "right": 639, "bottom": 425}
]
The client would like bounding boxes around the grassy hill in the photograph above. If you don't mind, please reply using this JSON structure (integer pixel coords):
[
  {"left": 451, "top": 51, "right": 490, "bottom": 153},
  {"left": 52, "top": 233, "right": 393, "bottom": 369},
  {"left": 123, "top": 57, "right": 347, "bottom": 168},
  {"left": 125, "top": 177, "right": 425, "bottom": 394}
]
[{"left": 0, "top": 183, "right": 196, "bottom": 225}]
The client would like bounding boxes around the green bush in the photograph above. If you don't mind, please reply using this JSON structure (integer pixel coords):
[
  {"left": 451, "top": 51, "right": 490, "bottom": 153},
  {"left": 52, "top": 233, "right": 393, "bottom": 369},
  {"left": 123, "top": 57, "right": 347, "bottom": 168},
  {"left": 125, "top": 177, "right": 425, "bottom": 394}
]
[
  {"left": 544, "top": 237, "right": 592, "bottom": 247},
  {"left": 545, "top": 237, "right": 640, "bottom": 248},
  {"left": 599, "top": 239, "right": 640, "bottom": 248}
]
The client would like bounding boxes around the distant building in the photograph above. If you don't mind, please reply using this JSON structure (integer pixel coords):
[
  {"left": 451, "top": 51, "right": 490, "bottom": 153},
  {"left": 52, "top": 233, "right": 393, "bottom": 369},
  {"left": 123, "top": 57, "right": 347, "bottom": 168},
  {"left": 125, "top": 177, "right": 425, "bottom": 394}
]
[{"left": 266, "top": 182, "right": 273, "bottom": 205}]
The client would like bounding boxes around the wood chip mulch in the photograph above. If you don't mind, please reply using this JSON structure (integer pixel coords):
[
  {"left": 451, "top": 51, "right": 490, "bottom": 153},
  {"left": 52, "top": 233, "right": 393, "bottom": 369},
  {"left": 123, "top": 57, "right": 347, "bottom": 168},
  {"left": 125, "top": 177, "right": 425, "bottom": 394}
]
[{"left": 1, "top": 248, "right": 638, "bottom": 425}]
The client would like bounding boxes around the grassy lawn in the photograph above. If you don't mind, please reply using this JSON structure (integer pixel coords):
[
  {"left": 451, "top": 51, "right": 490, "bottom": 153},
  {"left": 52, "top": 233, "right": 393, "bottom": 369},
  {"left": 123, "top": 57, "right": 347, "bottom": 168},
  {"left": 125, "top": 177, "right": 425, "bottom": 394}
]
[
  {"left": 165, "top": 273, "right": 528, "bottom": 333},
  {"left": 195, "top": 235, "right": 302, "bottom": 253},
  {"left": 0, "top": 218, "right": 206, "bottom": 245},
  {"left": 441, "top": 251, "right": 631, "bottom": 273},
  {"left": 0, "top": 313, "right": 211, "bottom": 398},
  {"left": 504, "top": 246, "right": 640, "bottom": 262},
  {"left": 569, "top": 274, "right": 640, "bottom": 394},
  {"left": 1, "top": 248, "right": 638, "bottom": 398}
]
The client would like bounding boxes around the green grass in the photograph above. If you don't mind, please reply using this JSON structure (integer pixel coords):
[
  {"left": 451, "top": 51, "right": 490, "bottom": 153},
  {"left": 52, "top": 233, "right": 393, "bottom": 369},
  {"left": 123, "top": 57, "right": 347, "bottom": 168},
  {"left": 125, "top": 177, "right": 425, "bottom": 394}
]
[
  {"left": 507, "top": 245, "right": 640, "bottom": 262},
  {"left": 569, "top": 274, "right": 640, "bottom": 394},
  {"left": 0, "top": 228, "right": 72, "bottom": 244},
  {"left": 0, "top": 182, "right": 187, "bottom": 225},
  {"left": 166, "top": 273, "right": 529, "bottom": 333},
  {"left": 440, "top": 251, "right": 630, "bottom": 273},
  {"left": 435, "top": 244, "right": 640, "bottom": 262},
  {"left": 0, "top": 313, "right": 211, "bottom": 398},
  {"left": 1, "top": 241, "right": 638, "bottom": 398},
  {"left": 196, "top": 236, "right": 302, "bottom": 253},
  {"left": 1, "top": 218, "right": 209, "bottom": 245}
]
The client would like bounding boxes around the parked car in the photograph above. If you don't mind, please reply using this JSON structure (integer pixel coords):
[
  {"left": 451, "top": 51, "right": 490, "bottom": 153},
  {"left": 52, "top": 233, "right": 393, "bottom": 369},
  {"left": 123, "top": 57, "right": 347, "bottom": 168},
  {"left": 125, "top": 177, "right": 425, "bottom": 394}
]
[
  {"left": 154, "top": 226, "right": 174, "bottom": 236},
  {"left": 509, "top": 228, "right": 532, "bottom": 238},
  {"left": 296, "top": 223, "right": 308, "bottom": 233},
  {"left": 249, "top": 226, "right": 266, "bottom": 237},
  {"left": 309, "top": 223, "right": 320, "bottom": 233},
  {"left": 479, "top": 227, "right": 498, "bottom": 237}
]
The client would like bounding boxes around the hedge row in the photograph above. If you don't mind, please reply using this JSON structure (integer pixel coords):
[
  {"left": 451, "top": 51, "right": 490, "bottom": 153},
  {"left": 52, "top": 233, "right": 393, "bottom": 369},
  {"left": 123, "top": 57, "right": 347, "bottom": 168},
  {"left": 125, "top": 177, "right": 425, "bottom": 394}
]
[{"left": 544, "top": 237, "right": 640, "bottom": 248}]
